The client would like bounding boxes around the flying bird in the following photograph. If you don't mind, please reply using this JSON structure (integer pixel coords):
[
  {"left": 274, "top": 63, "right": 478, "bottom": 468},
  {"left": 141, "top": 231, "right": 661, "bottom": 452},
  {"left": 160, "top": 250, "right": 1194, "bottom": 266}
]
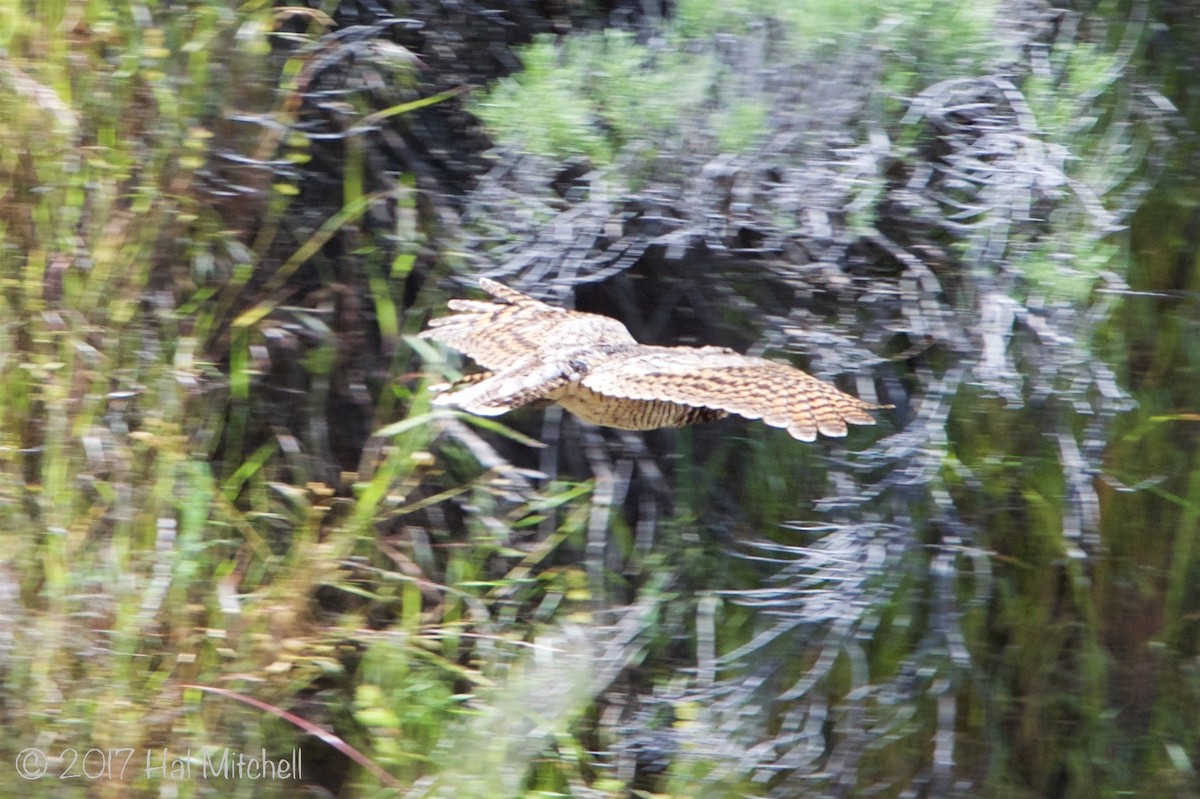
[{"left": 418, "top": 279, "right": 887, "bottom": 441}]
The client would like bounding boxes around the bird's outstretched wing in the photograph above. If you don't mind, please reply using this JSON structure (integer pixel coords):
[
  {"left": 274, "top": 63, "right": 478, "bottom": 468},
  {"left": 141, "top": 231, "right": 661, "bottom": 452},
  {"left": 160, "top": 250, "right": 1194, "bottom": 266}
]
[
  {"left": 580, "top": 345, "right": 883, "bottom": 441},
  {"left": 418, "top": 278, "right": 632, "bottom": 370},
  {"left": 429, "top": 358, "right": 571, "bottom": 415}
]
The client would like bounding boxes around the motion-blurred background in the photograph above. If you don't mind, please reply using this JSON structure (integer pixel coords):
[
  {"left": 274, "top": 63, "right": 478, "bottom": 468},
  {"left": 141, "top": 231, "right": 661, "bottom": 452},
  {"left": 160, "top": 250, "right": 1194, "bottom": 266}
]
[{"left": 1, "top": 0, "right": 1197, "bottom": 796}]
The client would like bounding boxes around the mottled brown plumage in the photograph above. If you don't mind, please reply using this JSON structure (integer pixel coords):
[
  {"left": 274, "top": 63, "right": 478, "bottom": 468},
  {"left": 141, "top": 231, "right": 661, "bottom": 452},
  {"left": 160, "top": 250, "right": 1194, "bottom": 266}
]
[{"left": 418, "top": 279, "right": 887, "bottom": 441}]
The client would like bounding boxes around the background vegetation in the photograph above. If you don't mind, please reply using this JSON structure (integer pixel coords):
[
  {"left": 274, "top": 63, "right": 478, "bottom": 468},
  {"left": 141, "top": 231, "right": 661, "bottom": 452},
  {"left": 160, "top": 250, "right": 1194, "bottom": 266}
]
[{"left": 1, "top": 0, "right": 1198, "bottom": 797}]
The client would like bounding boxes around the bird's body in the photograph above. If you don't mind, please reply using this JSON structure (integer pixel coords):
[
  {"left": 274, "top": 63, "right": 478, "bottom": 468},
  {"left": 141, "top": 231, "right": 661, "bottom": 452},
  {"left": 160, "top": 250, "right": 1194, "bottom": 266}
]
[{"left": 418, "top": 279, "right": 886, "bottom": 442}]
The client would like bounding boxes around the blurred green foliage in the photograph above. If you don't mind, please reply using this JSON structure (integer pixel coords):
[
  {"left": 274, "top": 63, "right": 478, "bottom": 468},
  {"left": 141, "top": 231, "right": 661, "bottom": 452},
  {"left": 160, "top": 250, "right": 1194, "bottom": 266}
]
[
  {"left": 474, "top": 0, "right": 1002, "bottom": 165},
  {"left": 2, "top": 0, "right": 1200, "bottom": 797},
  {"left": 473, "top": 30, "right": 719, "bottom": 164}
]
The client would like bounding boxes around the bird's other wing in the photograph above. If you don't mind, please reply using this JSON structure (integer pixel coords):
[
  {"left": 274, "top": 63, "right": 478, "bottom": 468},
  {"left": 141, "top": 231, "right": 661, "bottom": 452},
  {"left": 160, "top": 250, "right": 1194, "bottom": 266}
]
[
  {"left": 431, "top": 357, "right": 571, "bottom": 416},
  {"left": 580, "top": 346, "right": 883, "bottom": 442},
  {"left": 419, "top": 278, "right": 637, "bottom": 371},
  {"left": 418, "top": 279, "right": 572, "bottom": 370}
]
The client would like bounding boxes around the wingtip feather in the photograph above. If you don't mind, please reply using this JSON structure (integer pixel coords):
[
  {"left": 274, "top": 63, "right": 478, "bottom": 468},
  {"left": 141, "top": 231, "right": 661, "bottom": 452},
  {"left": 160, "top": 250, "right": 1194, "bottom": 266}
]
[{"left": 787, "top": 424, "right": 820, "bottom": 442}]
